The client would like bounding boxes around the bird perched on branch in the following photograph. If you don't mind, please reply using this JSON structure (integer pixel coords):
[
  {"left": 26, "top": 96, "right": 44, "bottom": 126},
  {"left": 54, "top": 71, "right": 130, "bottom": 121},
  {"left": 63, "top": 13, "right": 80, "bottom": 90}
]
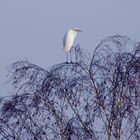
[{"left": 63, "top": 28, "right": 81, "bottom": 63}]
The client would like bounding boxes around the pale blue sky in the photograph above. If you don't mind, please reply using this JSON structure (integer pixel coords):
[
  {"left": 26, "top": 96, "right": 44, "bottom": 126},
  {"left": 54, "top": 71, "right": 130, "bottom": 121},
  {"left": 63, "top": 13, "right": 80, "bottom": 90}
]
[{"left": 0, "top": 0, "right": 140, "bottom": 96}]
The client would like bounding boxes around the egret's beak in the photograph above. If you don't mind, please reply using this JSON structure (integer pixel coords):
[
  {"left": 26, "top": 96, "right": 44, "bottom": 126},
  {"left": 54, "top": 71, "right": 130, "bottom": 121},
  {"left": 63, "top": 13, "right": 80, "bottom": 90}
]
[
  {"left": 76, "top": 29, "right": 82, "bottom": 32},
  {"left": 73, "top": 28, "right": 82, "bottom": 32},
  {"left": 78, "top": 30, "right": 82, "bottom": 32}
]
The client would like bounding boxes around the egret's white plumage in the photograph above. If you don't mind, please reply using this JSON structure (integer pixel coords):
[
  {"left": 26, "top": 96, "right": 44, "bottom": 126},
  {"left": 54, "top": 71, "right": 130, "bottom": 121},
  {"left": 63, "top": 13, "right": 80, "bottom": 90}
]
[
  {"left": 63, "top": 28, "right": 81, "bottom": 53},
  {"left": 63, "top": 28, "right": 81, "bottom": 62}
]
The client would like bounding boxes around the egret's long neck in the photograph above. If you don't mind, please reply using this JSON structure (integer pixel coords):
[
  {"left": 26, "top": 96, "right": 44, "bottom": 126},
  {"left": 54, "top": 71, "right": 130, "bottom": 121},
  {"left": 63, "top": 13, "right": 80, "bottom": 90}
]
[{"left": 73, "top": 31, "right": 77, "bottom": 39}]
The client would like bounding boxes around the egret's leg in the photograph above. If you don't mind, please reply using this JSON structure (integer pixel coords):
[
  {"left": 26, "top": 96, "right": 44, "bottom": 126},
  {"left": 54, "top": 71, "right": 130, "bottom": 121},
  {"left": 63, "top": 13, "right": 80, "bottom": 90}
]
[
  {"left": 74, "top": 47, "right": 77, "bottom": 63},
  {"left": 66, "top": 53, "right": 68, "bottom": 63},
  {"left": 70, "top": 50, "right": 73, "bottom": 63}
]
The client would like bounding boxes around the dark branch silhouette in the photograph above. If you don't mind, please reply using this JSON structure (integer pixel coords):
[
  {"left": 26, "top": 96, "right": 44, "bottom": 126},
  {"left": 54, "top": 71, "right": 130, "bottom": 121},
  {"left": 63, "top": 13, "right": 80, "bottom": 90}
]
[{"left": 0, "top": 35, "right": 140, "bottom": 140}]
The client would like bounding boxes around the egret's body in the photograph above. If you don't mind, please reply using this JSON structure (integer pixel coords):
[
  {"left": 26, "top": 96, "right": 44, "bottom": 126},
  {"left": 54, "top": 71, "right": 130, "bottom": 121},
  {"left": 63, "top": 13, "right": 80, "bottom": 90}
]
[{"left": 63, "top": 28, "right": 81, "bottom": 62}]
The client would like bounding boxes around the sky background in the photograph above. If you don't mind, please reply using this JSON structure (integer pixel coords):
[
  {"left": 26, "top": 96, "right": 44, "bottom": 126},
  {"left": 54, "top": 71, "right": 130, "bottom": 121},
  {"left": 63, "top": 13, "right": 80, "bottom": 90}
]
[{"left": 0, "top": 0, "right": 140, "bottom": 96}]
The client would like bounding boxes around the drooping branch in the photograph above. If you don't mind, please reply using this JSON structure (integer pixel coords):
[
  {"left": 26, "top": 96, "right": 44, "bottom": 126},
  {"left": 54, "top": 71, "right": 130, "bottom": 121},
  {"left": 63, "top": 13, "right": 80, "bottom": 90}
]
[{"left": 0, "top": 35, "right": 140, "bottom": 140}]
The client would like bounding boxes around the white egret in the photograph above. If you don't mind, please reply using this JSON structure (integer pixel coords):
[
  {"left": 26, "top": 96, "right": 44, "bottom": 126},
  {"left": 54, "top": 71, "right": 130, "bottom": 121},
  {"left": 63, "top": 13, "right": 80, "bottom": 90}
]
[{"left": 63, "top": 28, "right": 81, "bottom": 63}]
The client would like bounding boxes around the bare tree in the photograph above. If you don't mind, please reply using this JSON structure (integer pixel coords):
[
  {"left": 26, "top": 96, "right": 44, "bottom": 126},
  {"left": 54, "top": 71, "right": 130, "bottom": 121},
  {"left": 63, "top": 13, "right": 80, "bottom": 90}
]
[{"left": 0, "top": 35, "right": 140, "bottom": 140}]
